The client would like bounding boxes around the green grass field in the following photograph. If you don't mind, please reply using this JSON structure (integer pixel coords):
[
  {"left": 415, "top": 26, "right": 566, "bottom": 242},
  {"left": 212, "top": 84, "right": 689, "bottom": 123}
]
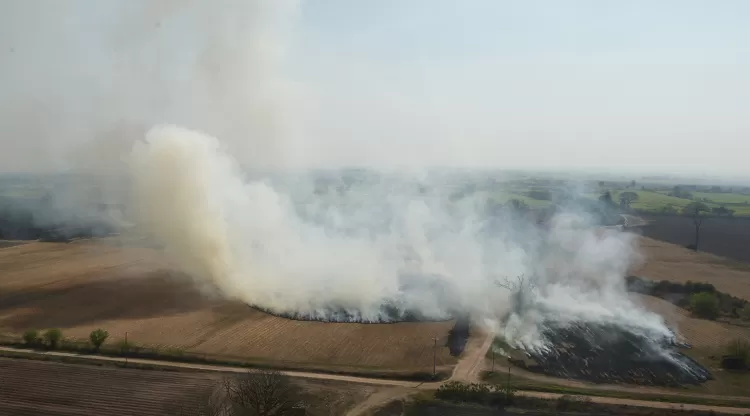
[
  {"left": 485, "top": 187, "right": 750, "bottom": 216},
  {"left": 692, "top": 192, "right": 750, "bottom": 205},
  {"left": 609, "top": 190, "right": 750, "bottom": 216},
  {"left": 612, "top": 190, "right": 692, "bottom": 211},
  {"left": 488, "top": 190, "right": 552, "bottom": 207}
]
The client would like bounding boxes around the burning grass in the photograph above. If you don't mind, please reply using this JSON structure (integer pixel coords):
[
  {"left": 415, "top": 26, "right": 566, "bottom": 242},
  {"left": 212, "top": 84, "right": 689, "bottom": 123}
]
[{"left": 503, "top": 320, "right": 711, "bottom": 387}]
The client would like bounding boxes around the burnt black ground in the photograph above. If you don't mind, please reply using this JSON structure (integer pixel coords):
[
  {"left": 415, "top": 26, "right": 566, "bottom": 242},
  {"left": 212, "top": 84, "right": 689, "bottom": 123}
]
[
  {"left": 639, "top": 214, "right": 750, "bottom": 263},
  {"left": 522, "top": 321, "right": 711, "bottom": 386}
]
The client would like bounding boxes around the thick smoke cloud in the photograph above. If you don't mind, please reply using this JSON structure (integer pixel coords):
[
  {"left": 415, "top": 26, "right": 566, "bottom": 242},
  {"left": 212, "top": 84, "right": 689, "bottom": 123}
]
[
  {"left": 2, "top": 0, "right": 678, "bottom": 352},
  {"left": 0, "top": 0, "right": 300, "bottom": 173},
  {"left": 129, "top": 124, "right": 675, "bottom": 352},
  {"left": 0, "top": 0, "right": 301, "bottom": 238}
]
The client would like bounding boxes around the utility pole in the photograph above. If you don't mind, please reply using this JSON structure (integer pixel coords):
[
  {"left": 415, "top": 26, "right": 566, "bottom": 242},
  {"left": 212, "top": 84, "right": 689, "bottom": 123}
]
[
  {"left": 491, "top": 348, "right": 495, "bottom": 373},
  {"left": 506, "top": 366, "right": 511, "bottom": 395},
  {"left": 431, "top": 336, "right": 438, "bottom": 378}
]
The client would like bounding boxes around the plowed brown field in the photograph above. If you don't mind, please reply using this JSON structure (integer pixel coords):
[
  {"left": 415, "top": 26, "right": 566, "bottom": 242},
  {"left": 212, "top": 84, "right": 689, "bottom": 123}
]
[
  {"left": 634, "top": 236, "right": 750, "bottom": 302},
  {"left": 0, "top": 358, "right": 372, "bottom": 416},
  {"left": 0, "top": 241, "right": 458, "bottom": 374},
  {"left": 0, "top": 357, "right": 216, "bottom": 416}
]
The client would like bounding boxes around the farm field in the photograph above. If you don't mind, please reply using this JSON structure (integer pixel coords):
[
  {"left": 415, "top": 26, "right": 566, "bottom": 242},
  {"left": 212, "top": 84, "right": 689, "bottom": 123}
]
[
  {"left": 635, "top": 294, "right": 750, "bottom": 349},
  {"left": 638, "top": 215, "right": 750, "bottom": 263},
  {"left": 691, "top": 192, "right": 750, "bottom": 205},
  {"left": 0, "top": 357, "right": 215, "bottom": 415},
  {"left": 635, "top": 239, "right": 750, "bottom": 318},
  {"left": 487, "top": 190, "right": 551, "bottom": 207},
  {"left": 634, "top": 236, "right": 750, "bottom": 301},
  {"left": 0, "top": 241, "right": 459, "bottom": 375},
  {"left": 0, "top": 358, "right": 372, "bottom": 416},
  {"left": 615, "top": 190, "right": 694, "bottom": 211}
]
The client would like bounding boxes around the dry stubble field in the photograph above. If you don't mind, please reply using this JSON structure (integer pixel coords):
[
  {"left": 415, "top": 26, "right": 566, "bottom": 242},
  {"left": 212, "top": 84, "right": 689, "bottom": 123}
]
[
  {"left": 631, "top": 235, "right": 750, "bottom": 396},
  {"left": 635, "top": 236, "right": 750, "bottom": 302},
  {"left": 631, "top": 236, "right": 750, "bottom": 348},
  {"left": 0, "top": 241, "right": 458, "bottom": 375},
  {"left": 635, "top": 295, "right": 750, "bottom": 349}
]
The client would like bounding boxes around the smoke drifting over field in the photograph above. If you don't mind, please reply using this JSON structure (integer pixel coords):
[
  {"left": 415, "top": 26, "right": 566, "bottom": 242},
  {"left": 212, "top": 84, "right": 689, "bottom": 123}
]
[
  {"left": 129, "top": 125, "right": 676, "bottom": 353},
  {"left": 3, "top": 0, "right": 685, "bottom": 362}
]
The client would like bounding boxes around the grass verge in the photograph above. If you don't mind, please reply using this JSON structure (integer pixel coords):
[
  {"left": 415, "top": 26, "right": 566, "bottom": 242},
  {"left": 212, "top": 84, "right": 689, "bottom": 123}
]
[
  {"left": 481, "top": 371, "right": 750, "bottom": 409},
  {"left": 0, "top": 340, "right": 450, "bottom": 382}
]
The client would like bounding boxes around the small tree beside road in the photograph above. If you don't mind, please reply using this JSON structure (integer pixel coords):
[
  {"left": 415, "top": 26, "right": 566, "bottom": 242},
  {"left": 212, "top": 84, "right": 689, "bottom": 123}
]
[
  {"left": 221, "top": 369, "right": 302, "bottom": 416},
  {"left": 43, "top": 328, "right": 63, "bottom": 349},
  {"left": 89, "top": 329, "right": 109, "bottom": 352},
  {"left": 23, "top": 329, "right": 39, "bottom": 347}
]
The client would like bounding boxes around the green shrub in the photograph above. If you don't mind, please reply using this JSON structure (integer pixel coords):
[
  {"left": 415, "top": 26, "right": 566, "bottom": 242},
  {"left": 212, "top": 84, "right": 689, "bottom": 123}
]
[
  {"left": 89, "top": 329, "right": 109, "bottom": 352},
  {"left": 43, "top": 328, "right": 63, "bottom": 349},
  {"left": 22, "top": 329, "right": 39, "bottom": 347},
  {"left": 684, "top": 281, "right": 715, "bottom": 294},
  {"left": 690, "top": 292, "right": 720, "bottom": 320}
]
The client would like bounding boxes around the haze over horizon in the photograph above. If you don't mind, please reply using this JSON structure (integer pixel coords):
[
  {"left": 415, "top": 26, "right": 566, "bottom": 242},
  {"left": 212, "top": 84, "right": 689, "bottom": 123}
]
[{"left": 1, "top": 0, "right": 748, "bottom": 179}]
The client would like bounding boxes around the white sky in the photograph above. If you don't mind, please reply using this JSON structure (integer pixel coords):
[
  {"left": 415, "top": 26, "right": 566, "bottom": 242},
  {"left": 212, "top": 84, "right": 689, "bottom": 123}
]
[{"left": 1, "top": 0, "right": 749, "bottom": 178}]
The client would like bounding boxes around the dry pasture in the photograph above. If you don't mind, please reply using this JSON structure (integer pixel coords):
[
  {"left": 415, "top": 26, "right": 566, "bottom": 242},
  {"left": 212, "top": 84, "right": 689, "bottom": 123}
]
[
  {"left": 0, "top": 241, "right": 459, "bottom": 375},
  {"left": 633, "top": 236, "right": 750, "bottom": 348},
  {"left": 634, "top": 236, "right": 750, "bottom": 302},
  {"left": 635, "top": 294, "right": 750, "bottom": 349}
]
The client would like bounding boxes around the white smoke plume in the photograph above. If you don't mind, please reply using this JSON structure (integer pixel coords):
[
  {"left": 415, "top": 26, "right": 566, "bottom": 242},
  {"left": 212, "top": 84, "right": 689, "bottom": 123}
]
[
  {"left": 128, "top": 124, "right": 675, "bottom": 350},
  {"left": 0, "top": 0, "right": 300, "bottom": 173},
  {"left": 0, "top": 0, "right": 302, "bottom": 238},
  {"left": 2, "top": 0, "right": 679, "bottom": 350}
]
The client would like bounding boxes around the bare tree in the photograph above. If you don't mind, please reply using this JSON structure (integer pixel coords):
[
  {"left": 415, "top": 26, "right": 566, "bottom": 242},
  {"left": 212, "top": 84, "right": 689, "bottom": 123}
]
[
  {"left": 221, "top": 369, "right": 303, "bottom": 416},
  {"left": 683, "top": 202, "right": 710, "bottom": 251},
  {"left": 495, "top": 274, "right": 537, "bottom": 314},
  {"left": 618, "top": 191, "right": 638, "bottom": 210}
]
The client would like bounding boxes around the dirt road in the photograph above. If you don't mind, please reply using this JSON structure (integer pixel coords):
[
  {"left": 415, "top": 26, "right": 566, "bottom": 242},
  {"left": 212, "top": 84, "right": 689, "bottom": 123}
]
[
  {"left": 449, "top": 330, "right": 494, "bottom": 382},
  {"left": 2, "top": 342, "right": 749, "bottom": 415}
]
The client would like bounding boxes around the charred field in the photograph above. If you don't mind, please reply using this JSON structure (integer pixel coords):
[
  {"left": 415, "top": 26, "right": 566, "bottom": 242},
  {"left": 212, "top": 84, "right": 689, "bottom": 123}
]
[
  {"left": 638, "top": 214, "right": 750, "bottom": 263},
  {"left": 245, "top": 273, "right": 472, "bottom": 356},
  {"left": 506, "top": 320, "right": 712, "bottom": 387},
  {"left": 248, "top": 273, "right": 463, "bottom": 323}
]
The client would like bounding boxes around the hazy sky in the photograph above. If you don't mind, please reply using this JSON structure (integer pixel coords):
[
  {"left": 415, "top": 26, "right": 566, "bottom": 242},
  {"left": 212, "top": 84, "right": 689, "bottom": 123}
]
[{"left": 1, "top": 1, "right": 749, "bottom": 178}]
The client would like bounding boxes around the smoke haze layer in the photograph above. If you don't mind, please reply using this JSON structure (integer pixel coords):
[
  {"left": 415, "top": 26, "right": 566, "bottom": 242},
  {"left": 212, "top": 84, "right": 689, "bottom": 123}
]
[
  {"left": 129, "top": 124, "right": 674, "bottom": 352},
  {"left": 1, "top": 0, "right": 686, "bottom": 350}
]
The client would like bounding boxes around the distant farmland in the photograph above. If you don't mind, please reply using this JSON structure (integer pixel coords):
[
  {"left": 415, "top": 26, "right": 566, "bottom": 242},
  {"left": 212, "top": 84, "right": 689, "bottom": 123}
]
[{"left": 638, "top": 215, "right": 750, "bottom": 263}]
